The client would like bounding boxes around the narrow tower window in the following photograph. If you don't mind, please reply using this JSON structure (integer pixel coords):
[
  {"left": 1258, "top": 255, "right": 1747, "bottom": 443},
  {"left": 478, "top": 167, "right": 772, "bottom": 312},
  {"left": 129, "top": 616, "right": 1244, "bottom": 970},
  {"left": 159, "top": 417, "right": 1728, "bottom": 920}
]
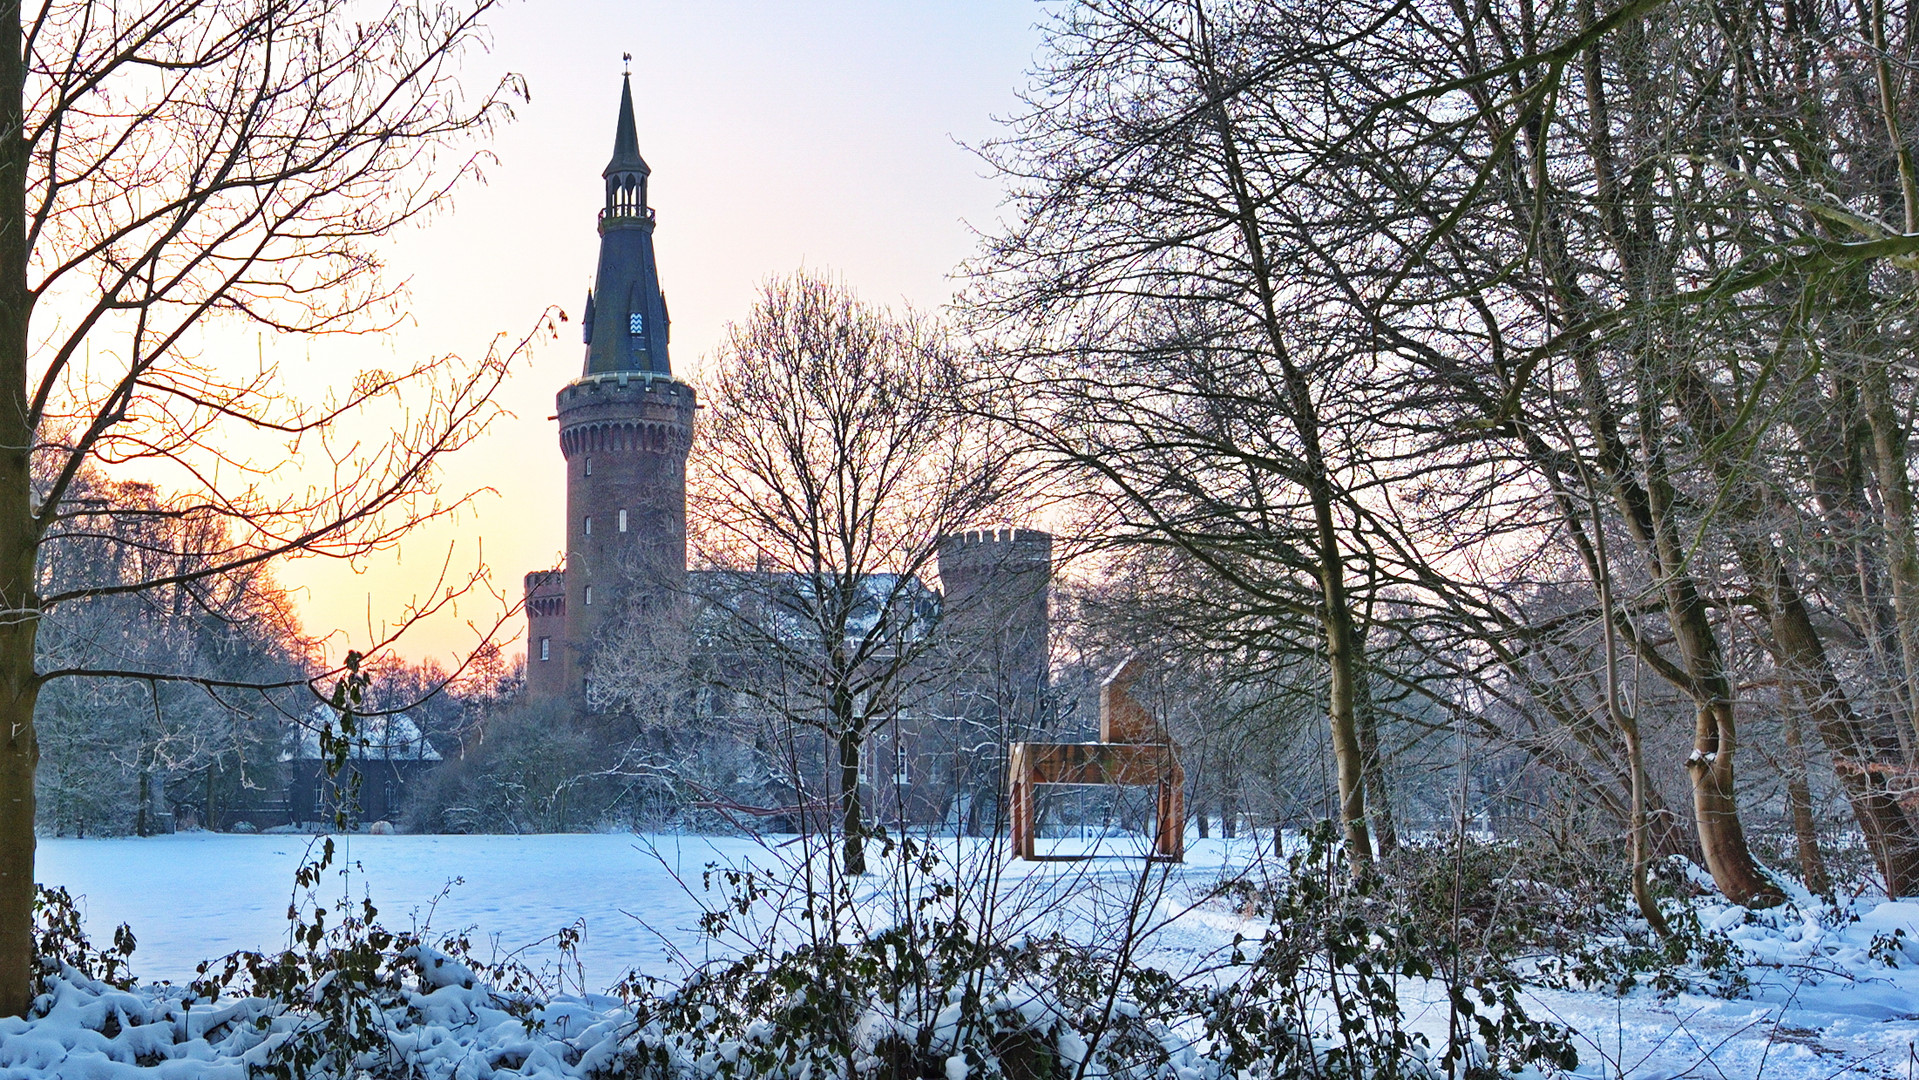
[
  {"left": 584, "top": 456, "right": 592, "bottom": 477},
  {"left": 584, "top": 515, "right": 592, "bottom": 536},
  {"left": 539, "top": 637, "right": 550, "bottom": 662},
  {"left": 584, "top": 586, "right": 594, "bottom": 606},
  {"left": 618, "top": 509, "right": 628, "bottom": 533}
]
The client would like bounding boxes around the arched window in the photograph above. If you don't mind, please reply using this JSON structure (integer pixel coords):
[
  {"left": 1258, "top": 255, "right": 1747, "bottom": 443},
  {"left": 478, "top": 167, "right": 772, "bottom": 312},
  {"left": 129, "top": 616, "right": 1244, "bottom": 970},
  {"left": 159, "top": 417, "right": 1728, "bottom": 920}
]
[
  {"left": 584, "top": 585, "right": 594, "bottom": 606},
  {"left": 584, "top": 515, "right": 592, "bottom": 536},
  {"left": 618, "top": 509, "right": 628, "bottom": 533}
]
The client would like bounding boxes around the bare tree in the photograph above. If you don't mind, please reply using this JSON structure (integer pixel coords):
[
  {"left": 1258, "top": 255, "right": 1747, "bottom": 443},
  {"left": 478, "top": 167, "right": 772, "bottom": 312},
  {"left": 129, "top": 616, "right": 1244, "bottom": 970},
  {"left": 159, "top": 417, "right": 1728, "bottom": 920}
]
[
  {"left": 690, "top": 271, "right": 1013, "bottom": 875},
  {"left": 32, "top": 472, "right": 315, "bottom": 837},
  {"left": 968, "top": 0, "right": 1435, "bottom": 872},
  {"left": 0, "top": 0, "right": 525, "bottom": 1014}
]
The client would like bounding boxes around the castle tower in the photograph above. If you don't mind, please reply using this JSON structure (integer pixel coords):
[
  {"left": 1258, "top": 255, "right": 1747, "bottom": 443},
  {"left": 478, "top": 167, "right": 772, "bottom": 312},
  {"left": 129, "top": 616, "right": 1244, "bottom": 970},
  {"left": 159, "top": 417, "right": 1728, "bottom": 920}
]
[
  {"left": 927, "top": 528, "right": 1052, "bottom": 832},
  {"left": 527, "top": 74, "right": 696, "bottom": 701},
  {"left": 936, "top": 529, "right": 1054, "bottom": 727}
]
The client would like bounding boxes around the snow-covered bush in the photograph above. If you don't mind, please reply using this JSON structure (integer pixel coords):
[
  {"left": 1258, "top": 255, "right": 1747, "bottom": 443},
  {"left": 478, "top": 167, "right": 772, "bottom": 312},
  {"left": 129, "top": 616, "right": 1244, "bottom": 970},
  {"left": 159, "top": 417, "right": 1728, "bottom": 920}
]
[
  {"left": 612, "top": 827, "right": 1577, "bottom": 1080},
  {"left": 16, "top": 832, "right": 617, "bottom": 1079},
  {"left": 1238, "top": 828, "right": 1751, "bottom": 1002},
  {"left": 1197, "top": 824, "right": 1580, "bottom": 1080}
]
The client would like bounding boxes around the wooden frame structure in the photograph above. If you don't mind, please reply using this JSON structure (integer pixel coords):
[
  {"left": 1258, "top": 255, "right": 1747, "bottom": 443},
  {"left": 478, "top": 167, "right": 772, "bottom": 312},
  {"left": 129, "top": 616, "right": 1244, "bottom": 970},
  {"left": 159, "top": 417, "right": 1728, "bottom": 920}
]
[{"left": 1009, "top": 657, "right": 1184, "bottom": 860}]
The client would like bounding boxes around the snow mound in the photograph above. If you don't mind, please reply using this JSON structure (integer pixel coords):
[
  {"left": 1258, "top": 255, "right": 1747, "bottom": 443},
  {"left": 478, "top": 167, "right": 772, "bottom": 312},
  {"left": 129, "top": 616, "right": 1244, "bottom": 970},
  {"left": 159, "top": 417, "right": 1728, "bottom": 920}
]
[{"left": 0, "top": 962, "right": 640, "bottom": 1079}]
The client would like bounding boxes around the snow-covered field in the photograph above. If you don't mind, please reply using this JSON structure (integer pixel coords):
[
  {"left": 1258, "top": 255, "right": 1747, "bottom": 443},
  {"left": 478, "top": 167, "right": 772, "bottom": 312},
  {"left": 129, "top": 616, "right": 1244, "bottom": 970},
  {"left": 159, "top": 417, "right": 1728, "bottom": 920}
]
[
  {"left": 32, "top": 832, "right": 1250, "bottom": 988},
  {"left": 36, "top": 832, "right": 788, "bottom": 988},
  {"left": 15, "top": 831, "right": 1919, "bottom": 1078}
]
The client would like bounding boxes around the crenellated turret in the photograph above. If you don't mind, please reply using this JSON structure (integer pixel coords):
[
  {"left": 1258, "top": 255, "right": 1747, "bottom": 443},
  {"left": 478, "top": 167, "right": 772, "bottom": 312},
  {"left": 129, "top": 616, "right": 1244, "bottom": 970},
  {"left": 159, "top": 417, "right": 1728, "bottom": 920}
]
[
  {"left": 937, "top": 528, "right": 1054, "bottom": 731},
  {"left": 523, "top": 570, "right": 568, "bottom": 699}
]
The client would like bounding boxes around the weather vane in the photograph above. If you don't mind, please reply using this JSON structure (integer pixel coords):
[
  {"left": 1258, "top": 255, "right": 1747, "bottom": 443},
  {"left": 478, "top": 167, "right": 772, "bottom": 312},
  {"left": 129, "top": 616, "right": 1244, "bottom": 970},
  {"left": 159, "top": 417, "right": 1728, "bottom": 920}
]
[{"left": 622, "top": 52, "right": 632, "bottom": 75}]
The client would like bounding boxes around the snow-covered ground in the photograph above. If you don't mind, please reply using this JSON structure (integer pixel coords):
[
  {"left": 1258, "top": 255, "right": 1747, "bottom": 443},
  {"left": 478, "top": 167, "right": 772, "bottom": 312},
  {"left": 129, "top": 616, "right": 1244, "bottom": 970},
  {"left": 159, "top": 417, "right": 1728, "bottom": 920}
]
[
  {"left": 15, "top": 831, "right": 1919, "bottom": 1078},
  {"left": 32, "top": 831, "right": 1254, "bottom": 988},
  {"left": 36, "top": 832, "right": 786, "bottom": 988}
]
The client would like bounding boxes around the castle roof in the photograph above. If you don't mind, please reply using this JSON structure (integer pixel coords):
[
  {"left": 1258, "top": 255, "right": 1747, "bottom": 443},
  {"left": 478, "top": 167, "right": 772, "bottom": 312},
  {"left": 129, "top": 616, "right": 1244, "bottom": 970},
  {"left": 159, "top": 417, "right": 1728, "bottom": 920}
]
[
  {"left": 687, "top": 569, "right": 940, "bottom": 651},
  {"left": 584, "top": 72, "right": 672, "bottom": 378},
  {"left": 284, "top": 707, "right": 442, "bottom": 763}
]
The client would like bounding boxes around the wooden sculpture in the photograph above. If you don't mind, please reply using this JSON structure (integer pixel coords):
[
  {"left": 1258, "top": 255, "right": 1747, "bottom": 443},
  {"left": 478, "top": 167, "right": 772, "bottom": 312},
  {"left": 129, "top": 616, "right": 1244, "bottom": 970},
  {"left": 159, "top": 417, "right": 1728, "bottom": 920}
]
[{"left": 1008, "top": 656, "right": 1184, "bottom": 860}]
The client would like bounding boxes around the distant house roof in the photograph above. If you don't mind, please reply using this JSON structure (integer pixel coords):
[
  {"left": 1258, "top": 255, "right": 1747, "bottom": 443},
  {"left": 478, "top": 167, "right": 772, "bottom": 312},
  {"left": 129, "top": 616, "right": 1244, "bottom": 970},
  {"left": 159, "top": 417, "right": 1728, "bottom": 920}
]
[{"left": 285, "top": 707, "right": 443, "bottom": 763}]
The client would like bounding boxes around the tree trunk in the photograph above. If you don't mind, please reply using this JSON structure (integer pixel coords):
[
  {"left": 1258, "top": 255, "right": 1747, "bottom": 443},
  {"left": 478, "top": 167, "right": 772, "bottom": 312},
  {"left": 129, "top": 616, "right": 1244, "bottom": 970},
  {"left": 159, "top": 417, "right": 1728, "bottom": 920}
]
[
  {"left": 838, "top": 726, "right": 865, "bottom": 876},
  {"left": 1762, "top": 561, "right": 1919, "bottom": 895},
  {"left": 1686, "top": 699, "right": 1781, "bottom": 906},
  {"left": 1646, "top": 463, "right": 1781, "bottom": 907},
  {"left": 1356, "top": 675, "right": 1396, "bottom": 854},
  {"left": 1193, "top": 27, "right": 1373, "bottom": 872},
  {"left": 1782, "top": 699, "right": 1832, "bottom": 895},
  {"left": 0, "top": 0, "right": 40, "bottom": 1018},
  {"left": 1594, "top": 409, "right": 1778, "bottom": 906},
  {"left": 1621, "top": 721, "right": 1672, "bottom": 936},
  {"left": 1635, "top": 401, "right": 1780, "bottom": 906},
  {"left": 1862, "top": 367, "right": 1919, "bottom": 748},
  {"left": 1322, "top": 584, "right": 1374, "bottom": 870},
  {"left": 0, "top": 673, "right": 34, "bottom": 1020},
  {"left": 1666, "top": 361, "right": 1919, "bottom": 896}
]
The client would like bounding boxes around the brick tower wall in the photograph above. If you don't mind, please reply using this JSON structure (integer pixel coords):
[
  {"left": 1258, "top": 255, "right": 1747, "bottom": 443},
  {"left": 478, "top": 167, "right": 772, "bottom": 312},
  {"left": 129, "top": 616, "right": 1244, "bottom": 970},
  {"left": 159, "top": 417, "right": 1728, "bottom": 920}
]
[{"left": 556, "top": 372, "right": 696, "bottom": 697}]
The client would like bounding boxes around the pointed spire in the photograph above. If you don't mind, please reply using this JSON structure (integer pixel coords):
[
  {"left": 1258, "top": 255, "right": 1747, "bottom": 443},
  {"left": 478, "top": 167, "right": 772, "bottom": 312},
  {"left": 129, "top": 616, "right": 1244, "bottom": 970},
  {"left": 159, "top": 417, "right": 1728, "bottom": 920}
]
[
  {"left": 604, "top": 73, "right": 649, "bottom": 178},
  {"left": 585, "top": 72, "right": 669, "bottom": 376}
]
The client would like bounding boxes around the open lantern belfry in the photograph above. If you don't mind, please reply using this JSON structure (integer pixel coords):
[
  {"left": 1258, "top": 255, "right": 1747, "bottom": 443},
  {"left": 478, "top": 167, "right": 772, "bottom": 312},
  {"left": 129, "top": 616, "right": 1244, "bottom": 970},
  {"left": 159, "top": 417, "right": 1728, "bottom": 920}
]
[{"left": 1008, "top": 656, "right": 1185, "bottom": 861}]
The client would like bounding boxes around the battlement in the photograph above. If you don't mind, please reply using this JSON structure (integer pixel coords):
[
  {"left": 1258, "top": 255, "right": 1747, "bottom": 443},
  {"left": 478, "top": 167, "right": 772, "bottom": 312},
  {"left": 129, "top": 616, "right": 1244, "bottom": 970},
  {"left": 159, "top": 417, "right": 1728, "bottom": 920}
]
[
  {"left": 561, "top": 370, "right": 693, "bottom": 400},
  {"left": 524, "top": 569, "right": 565, "bottom": 621},
  {"left": 938, "top": 528, "right": 1053, "bottom": 585},
  {"left": 557, "top": 372, "right": 695, "bottom": 459},
  {"left": 944, "top": 527, "right": 1052, "bottom": 549}
]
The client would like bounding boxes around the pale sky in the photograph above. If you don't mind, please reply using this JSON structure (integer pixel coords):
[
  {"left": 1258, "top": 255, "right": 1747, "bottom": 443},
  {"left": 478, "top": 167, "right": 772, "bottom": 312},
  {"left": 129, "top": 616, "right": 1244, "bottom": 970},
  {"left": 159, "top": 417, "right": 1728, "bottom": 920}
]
[{"left": 273, "top": 1, "right": 1045, "bottom": 669}]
